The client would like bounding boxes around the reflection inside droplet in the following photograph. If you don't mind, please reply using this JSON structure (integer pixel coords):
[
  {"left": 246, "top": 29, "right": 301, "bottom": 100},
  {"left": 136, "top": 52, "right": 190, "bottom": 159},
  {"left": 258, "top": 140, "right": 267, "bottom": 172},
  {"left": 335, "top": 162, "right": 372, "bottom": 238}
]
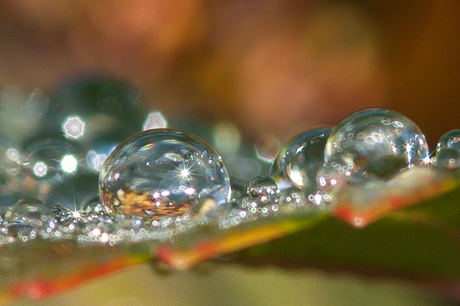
[
  {"left": 99, "top": 129, "right": 231, "bottom": 220},
  {"left": 318, "top": 108, "right": 429, "bottom": 194}
]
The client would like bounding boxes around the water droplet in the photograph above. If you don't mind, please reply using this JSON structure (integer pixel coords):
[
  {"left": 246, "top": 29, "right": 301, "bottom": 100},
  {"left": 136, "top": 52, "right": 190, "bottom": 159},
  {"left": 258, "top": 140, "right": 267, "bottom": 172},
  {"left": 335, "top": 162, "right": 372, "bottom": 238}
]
[
  {"left": 5, "top": 198, "right": 53, "bottom": 232},
  {"left": 435, "top": 130, "right": 460, "bottom": 169},
  {"left": 247, "top": 175, "right": 279, "bottom": 205},
  {"left": 271, "top": 127, "right": 332, "bottom": 189},
  {"left": 318, "top": 108, "right": 429, "bottom": 193},
  {"left": 99, "top": 129, "right": 231, "bottom": 220}
]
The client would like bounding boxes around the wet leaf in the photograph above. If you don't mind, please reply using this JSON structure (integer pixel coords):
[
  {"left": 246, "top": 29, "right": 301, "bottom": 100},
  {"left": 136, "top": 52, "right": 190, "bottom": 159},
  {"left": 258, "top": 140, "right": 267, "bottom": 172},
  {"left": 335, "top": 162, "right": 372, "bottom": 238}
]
[
  {"left": 232, "top": 182, "right": 460, "bottom": 290},
  {"left": 2, "top": 172, "right": 460, "bottom": 303}
]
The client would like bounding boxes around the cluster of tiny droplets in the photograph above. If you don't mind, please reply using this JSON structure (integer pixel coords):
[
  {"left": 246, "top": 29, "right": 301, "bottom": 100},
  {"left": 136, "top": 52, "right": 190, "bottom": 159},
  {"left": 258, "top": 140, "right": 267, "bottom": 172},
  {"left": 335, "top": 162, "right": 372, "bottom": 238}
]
[{"left": 0, "top": 77, "right": 459, "bottom": 250}]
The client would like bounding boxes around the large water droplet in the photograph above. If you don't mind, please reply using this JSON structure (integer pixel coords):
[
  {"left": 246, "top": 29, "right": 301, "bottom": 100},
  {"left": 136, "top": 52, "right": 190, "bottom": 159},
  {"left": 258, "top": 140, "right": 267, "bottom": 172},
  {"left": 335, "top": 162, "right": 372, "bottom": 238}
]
[
  {"left": 318, "top": 108, "right": 429, "bottom": 193},
  {"left": 434, "top": 130, "right": 460, "bottom": 169},
  {"left": 271, "top": 127, "right": 332, "bottom": 189},
  {"left": 99, "top": 129, "right": 231, "bottom": 220}
]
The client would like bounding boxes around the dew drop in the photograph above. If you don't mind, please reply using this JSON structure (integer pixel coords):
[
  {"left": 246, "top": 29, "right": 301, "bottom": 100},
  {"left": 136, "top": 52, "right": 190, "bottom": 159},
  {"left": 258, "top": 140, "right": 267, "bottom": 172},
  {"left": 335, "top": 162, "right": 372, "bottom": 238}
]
[
  {"left": 5, "top": 198, "right": 53, "bottom": 232},
  {"left": 247, "top": 175, "right": 279, "bottom": 205},
  {"left": 434, "top": 130, "right": 460, "bottom": 169},
  {"left": 271, "top": 127, "right": 331, "bottom": 189},
  {"left": 318, "top": 108, "right": 429, "bottom": 193},
  {"left": 99, "top": 129, "right": 231, "bottom": 220}
]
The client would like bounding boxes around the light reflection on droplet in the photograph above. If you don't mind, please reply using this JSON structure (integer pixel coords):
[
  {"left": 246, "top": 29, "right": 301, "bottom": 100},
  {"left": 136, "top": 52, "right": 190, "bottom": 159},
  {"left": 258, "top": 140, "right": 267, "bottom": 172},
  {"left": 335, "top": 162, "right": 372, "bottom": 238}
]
[
  {"left": 434, "top": 130, "right": 460, "bottom": 169},
  {"left": 271, "top": 127, "right": 332, "bottom": 189},
  {"left": 318, "top": 108, "right": 429, "bottom": 194},
  {"left": 99, "top": 129, "right": 231, "bottom": 220}
]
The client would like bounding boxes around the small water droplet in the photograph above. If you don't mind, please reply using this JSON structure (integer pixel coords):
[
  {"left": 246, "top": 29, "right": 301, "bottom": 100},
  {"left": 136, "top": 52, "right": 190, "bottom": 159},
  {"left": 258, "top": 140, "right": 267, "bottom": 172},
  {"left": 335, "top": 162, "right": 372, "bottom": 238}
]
[
  {"left": 5, "top": 199, "right": 53, "bottom": 235},
  {"left": 435, "top": 130, "right": 460, "bottom": 169},
  {"left": 247, "top": 175, "right": 279, "bottom": 205},
  {"left": 271, "top": 127, "right": 331, "bottom": 189}
]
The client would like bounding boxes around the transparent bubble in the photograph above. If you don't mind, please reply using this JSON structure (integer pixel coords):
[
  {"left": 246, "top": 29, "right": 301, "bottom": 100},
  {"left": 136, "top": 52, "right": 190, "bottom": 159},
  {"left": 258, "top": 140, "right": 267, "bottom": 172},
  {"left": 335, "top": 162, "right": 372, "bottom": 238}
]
[
  {"left": 307, "top": 190, "right": 334, "bottom": 206},
  {"left": 318, "top": 108, "right": 429, "bottom": 193},
  {"left": 99, "top": 129, "right": 231, "bottom": 220},
  {"left": 434, "top": 130, "right": 460, "bottom": 169},
  {"left": 271, "top": 127, "right": 332, "bottom": 189},
  {"left": 247, "top": 175, "right": 279, "bottom": 205},
  {"left": 5, "top": 198, "right": 52, "bottom": 229}
]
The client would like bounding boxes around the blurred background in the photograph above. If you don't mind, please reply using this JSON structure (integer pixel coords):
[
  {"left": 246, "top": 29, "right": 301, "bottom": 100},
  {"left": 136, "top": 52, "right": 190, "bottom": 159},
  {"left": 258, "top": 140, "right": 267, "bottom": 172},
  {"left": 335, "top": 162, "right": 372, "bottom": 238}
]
[
  {"left": 1, "top": 0, "right": 460, "bottom": 305},
  {"left": 2, "top": 0, "right": 460, "bottom": 146}
]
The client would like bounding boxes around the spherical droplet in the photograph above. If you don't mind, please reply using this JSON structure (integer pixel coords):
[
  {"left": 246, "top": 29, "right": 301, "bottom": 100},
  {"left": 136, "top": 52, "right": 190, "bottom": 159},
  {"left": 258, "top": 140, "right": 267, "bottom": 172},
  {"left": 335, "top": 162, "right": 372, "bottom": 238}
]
[
  {"left": 247, "top": 175, "right": 279, "bottom": 205},
  {"left": 270, "top": 127, "right": 332, "bottom": 189},
  {"left": 319, "top": 108, "right": 429, "bottom": 192},
  {"left": 435, "top": 130, "right": 460, "bottom": 169},
  {"left": 99, "top": 129, "right": 231, "bottom": 220}
]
